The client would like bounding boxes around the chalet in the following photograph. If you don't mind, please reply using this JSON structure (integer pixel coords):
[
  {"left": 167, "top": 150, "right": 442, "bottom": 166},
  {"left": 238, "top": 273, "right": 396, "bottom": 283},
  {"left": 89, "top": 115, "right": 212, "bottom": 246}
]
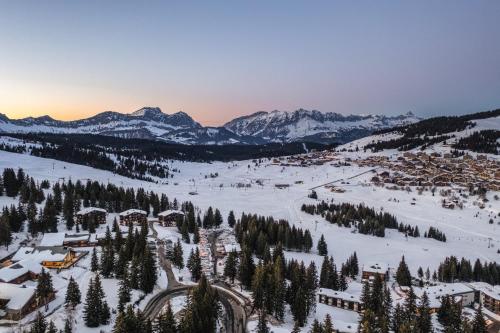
[
  {"left": 119, "top": 209, "right": 147, "bottom": 226},
  {"left": 318, "top": 288, "right": 362, "bottom": 312},
  {"left": 0, "top": 283, "right": 48, "bottom": 321},
  {"left": 470, "top": 282, "right": 500, "bottom": 315},
  {"left": 11, "top": 246, "right": 83, "bottom": 270},
  {"left": 362, "top": 263, "right": 389, "bottom": 281},
  {"left": 0, "top": 261, "right": 42, "bottom": 284},
  {"left": 158, "top": 210, "right": 185, "bottom": 227},
  {"left": 63, "top": 233, "right": 93, "bottom": 247},
  {"left": 75, "top": 207, "right": 107, "bottom": 225},
  {"left": 414, "top": 283, "right": 474, "bottom": 312},
  {"left": 35, "top": 247, "right": 80, "bottom": 269}
]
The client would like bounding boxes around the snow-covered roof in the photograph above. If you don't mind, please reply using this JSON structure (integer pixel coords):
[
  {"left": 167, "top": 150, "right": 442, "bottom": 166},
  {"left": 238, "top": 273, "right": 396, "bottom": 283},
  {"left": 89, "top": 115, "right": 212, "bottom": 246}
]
[
  {"left": 119, "top": 209, "right": 147, "bottom": 217},
  {"left": 469, "top": 282, "right": 500, "bottom": 300},
  {"left": 11, "top": 247, "right": 35, "bottom": 262},
  {"left": 64, "top": 233, "right": 90, "bottom": 242},
  {"left": 76, "top": 207, "right": 107, "bottom": 215},
  {"left": 362, "top": 262, "right": 388, "bottom": 274},
  {"left": 415, "top": 283, "right": 474, "bottom": 308},
  {"left": 224, "top": 243, "right": 241, "bottom": 253},
  {"left": 318, "top": 288, "right": 361, "bottom": 302},
  {"left": 158, "top": 209, "right": 184, "bottom": 217},
  {"left": 0, "top": 283, "right": 36, "bottom": 310},
  {"left": 0, "top": 260, "right": 43, "bottom": 282},
  {"left": 40, "top": 232, "right": 66, "bottom": 247}
]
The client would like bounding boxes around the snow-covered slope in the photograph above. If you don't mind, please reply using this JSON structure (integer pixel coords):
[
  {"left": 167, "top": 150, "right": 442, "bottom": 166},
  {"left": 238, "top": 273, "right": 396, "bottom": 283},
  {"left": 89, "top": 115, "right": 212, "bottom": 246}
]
[
  {"left": 224, "top": 109, "right": 420, "bottom": 144},
  {"left": 0, "top": 107, "right": 420, "bottom": 145}
]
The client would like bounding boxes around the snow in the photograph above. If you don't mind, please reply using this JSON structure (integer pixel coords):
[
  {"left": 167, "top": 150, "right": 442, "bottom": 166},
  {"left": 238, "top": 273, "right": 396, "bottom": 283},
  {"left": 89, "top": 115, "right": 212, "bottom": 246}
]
[
  {"left": 118, "top": 209, "right": 147, "bottom": 216},
  {"left": 158, "top": 209, "right": 184, "bottom": 217},
  {"left": 0, "top": 282, "right": 36, "bottom": 310},
  {"left": 76, "top": 207, "right": 107, "bottom": 215},
  {"left": 0, "top": 131, "right": 498, "bottom": 331},
  {"left": 39, "top": 233, "right": 66, "bottom": 247}
]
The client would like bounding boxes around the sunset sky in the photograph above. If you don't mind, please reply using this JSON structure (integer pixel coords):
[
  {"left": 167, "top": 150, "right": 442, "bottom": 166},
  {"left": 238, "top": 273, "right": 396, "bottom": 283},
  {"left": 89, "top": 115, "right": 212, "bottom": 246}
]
[{"left": 1, "top": 1, "right": 499, "bottom": 126}]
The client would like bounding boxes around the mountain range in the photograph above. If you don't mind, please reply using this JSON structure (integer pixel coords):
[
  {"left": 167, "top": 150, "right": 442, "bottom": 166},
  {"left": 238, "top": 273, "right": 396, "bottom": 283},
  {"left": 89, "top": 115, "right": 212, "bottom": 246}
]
[{"left": 0, "top": 107, "right": 420, "bottom": 145}]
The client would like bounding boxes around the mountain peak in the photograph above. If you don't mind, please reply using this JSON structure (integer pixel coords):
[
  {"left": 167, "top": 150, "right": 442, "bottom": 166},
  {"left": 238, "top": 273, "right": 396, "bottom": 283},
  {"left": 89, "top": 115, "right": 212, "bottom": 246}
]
[{"left": 130, "top": 107, "right": 164, "bottom": 117}]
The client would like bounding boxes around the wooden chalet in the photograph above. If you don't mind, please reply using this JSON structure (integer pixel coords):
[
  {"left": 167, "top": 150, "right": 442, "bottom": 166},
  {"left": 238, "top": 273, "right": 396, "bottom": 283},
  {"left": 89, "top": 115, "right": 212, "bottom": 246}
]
[
  {"left": 0, "top": 282, "right": 54, "bottom": 321},
  {"left": 318, "top": 288, "right": 362, "bottom": 312},
  {"left": 158, "top": 210, "right": 185, "bottom": 227},
  {"left": 119, "top": 209, "right": 147, "bottom": 226},
  {"left": 75, "top": 207, "right": 107, "bottom": 225}
]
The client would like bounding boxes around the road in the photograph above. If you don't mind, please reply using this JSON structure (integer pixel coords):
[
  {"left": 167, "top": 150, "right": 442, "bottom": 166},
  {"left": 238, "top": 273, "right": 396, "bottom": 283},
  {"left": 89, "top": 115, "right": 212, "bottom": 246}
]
[
  {"left": 308, "top": 167, "right": 377, "bottom": 190},
  {"left": 146, "top": 222, "right": 251, "bottom": 332}
]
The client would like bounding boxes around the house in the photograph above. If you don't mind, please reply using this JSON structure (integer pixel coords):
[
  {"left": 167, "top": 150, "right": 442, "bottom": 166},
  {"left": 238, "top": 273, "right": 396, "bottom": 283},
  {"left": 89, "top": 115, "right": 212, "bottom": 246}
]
[
  {"left": 0, "top": 261, "right": 42, "bottom": 284},
  {"left": 119, "top": 209, "right": 147, "bottom": 226},
  {"left": 318, "top": 288, "right": 362, "bottom": 312},
  {"left": 470, "top": 282, "right": 500, "bottom": 315},
  {"left": 158, "top": 210, "right": 185, "bottom": 227},
  {"left": 34, "top": 247, "right": 80, "bottom": 269},
  {"left": 11, "top": 247, "right": 82, "bottom": 270},
  {"left": 0, "top": 283, "right": 54, "bottom": 321},
  {"left": 39, "top": 233, "right": 66, "bottom": 247},
  {"left": 362, "top": 263, "right": 389, "bottom": 281},
  {"left": 75, "top": 207, "right": 107, "bottom": 225},
  {"left": 414, "top": 283, "right": 475, "bottom": 312},
  {"left": 63, "top": 233, "right": 93, "bottom": 247}
]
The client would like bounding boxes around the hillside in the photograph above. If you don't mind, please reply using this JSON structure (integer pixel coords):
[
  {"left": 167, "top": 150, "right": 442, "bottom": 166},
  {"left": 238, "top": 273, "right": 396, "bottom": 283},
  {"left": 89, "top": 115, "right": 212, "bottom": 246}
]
[{"left": 352, "top": 109, "right": 500, "bottom": 155}]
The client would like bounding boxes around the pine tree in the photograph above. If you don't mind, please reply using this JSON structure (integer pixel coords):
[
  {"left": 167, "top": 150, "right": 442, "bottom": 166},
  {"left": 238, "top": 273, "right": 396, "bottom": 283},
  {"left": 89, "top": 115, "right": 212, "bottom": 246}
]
[
  {"left": 118, "top": 270, "right": 131, "bottom": 312},
  {"left": 317, "top": 234, "right": 328, "bottom": 256},
  {"left": 323, "top": 314, "right": 334, "bottom": 333},
  {"left": 238, "top": 245, "right": 255, "bottom": 289},
  {"left": 36, "top": 268, "right": 54, "bottom": 308},
  {"left": 471, "top": 306, "right": 487, "bottom": 333},
  {"left": 187, "top": 248, "right": 202, "bottom": 282},
  {"left": 29, "top": 312, "right": 47, "bottom": 333},
  {"left": 172, "top": 239, "right": 184, "bottom": 270},
  {"left": 192, "top": 223, "right": 200, "bottom": 244},
  {"left": 63, "top": 317, "right": 73, "bottom": 333},
  {"left": 139, "top": 246, "right": 157, "bottom": 293},
  {"left": 178, "top": 275, "right": 220, "bottom": 333},
  {"left": 90, "top": 247, "right": 99, "bottom": 272},
  {"left": 47, "top": 321, "right": 57, "bottom": 333},
  {"left": 224, "top": 249, "right": 238, "bottom": 283},
  {"left": 65, "top": 276, "right": 81, "bottom": 309},
  {"left": 256, "top": 310, "right": 270, "bottom": 333},
  {"left": 416, "top": 291, "right": 433, "bottom": 333},
  {"left": 155, "top": 300, "right": 177, "bottom": 333},
  {"left": 228, "top": 210, "right": 236, "bottom": 228},
  {"left": 0, "top": 216, "right": 12, "bottom": 249},
  {"left": 396, "top": 256, "right": 412, "bottom": 286},
  {"left": 214, "top": 208, "right": 223, "bottom": 228}
]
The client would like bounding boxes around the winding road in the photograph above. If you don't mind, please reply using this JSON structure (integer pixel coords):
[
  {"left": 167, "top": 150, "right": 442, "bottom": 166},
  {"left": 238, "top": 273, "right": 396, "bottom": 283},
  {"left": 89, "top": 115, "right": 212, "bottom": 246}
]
[{"left": 145, "top": 222, "right": 251, "bottom": 333}]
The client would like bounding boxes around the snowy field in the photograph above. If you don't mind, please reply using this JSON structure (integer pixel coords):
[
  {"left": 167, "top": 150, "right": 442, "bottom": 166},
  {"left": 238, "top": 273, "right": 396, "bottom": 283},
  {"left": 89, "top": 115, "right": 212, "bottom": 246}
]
[{"left": 0, "top": 145, "right": 498, "bottom": 332}]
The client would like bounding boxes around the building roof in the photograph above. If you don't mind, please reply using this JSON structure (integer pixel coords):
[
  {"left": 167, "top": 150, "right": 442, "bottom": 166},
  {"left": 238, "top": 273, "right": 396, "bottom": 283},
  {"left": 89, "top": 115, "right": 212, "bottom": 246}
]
[
  {"left": 362, "top": 262, "right": 388, "bottom": 274},
  {"left": 64, "top": 233, "right": 90, "bottom": 242},
  {"left": 469, "top": 282, "right": 500, "bottom": 300},
  {"left": 0, "top": 260, "right": 43, "bottom": 282},
  {"left": 0, "top": 282, "right": 36, "bottom": 310},
  {"left": 414, "top": 283, "right": 474, "bottom": 308},
  {"left": 76, "top": 207, "right": 107, "bottom": 215},
  {"left": 11, "top": 247, "right": 36, "bottom": 262},
  {"left": 158, "top": 209, "right": 184, "bottom": 217},
  {"left": 40, "top": 232, "right": 66, "bottom": 247},
  {"left": 224, "top": 243, "right": 241, "bottom": 253},
  {"left": 318, "top": 288, "right": 361, "bottom": 303},
  {"left": 119, "top": 209, "right": 147, "bottom": 217}
]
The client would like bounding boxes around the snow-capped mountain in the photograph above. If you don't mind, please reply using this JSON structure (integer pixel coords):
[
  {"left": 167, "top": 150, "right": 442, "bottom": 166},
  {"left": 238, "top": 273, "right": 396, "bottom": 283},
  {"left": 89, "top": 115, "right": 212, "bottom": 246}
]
[
  {"left": 223, "top": 109, "right": 420, "bottom": 144},
  {"left": 0, "top": 107, "right": 419, "bottom": 145}
]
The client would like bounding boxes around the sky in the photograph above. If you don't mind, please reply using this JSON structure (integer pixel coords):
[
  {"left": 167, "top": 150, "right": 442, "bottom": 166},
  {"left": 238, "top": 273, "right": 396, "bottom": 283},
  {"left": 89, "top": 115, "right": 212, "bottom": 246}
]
[{"left": 0, "top": 1, "right": 499, "bottom": 126}]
